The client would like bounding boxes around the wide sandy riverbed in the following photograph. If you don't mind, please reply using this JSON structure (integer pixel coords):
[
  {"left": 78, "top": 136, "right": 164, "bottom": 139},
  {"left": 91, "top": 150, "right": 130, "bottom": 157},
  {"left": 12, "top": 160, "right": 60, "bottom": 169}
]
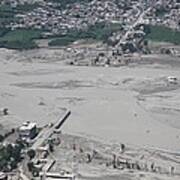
[{"left": 0, "top": 48, "right": 180, "bottom": 152}]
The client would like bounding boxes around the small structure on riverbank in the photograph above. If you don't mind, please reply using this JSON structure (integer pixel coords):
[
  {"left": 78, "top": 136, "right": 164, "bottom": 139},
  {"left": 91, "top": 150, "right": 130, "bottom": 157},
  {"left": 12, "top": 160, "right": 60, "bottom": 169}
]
[
  {"left": 0, "top": 108, "right": 8, "bottom": 116},
  {"left": 0, "top": 172, "right": 7, "bottom": 180},
  {"left": 40, "top": 172, "right": 75, "bottom": 180},
  {"left": 18, "top": 121, "right": 37, "bottom": 140},
  {"left": 167, "top": 76, "right": 178, "bottom": 84}
]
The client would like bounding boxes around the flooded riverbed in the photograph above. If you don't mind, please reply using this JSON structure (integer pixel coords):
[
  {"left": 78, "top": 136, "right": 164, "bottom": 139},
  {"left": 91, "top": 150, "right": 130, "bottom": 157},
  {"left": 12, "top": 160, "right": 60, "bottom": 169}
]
[{"left": 0, "top": 48, "right": 180, "bottom": 152}]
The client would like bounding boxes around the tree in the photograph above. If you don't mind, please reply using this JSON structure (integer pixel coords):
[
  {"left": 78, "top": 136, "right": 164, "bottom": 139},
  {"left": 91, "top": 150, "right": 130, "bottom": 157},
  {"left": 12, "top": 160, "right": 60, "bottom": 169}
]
[
  {"left": 86, "top": 153, "right": 92, "bottom": 163},
  {"left": 121, "top": 144, "right": 125, "bottom": 153},
  {"left": 27, "top": 162, "right": 34, "bottom": 172},
  {"left": 27, "top": 149, "right": 36, "bottom": 160},
  {"left": 144, "top": 39, "right": 148, "bottom": 46},
  {"left": 112, "top": 154, "right": 117, "bottom": 168},
  {"left": 3, "top": 108, "right": 8, "bottom": 115},
  {"left": 0, "top": 135, "right": 4, "bottom": 142},
  {"left": 11, "top": 144, "right": 22, "bottom": 162},
  {"left": 6, "top": 144, "right": 13, "bottom": 156},
  {"left": 49, "top": 143, "right": 54, "bottom": 152}
]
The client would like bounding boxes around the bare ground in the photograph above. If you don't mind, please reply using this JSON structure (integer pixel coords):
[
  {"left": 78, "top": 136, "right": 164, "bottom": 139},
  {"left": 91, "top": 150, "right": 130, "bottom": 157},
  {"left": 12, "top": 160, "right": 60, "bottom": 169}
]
[{"left": 1, "top": 47, "right": 180, "bottom": 179}]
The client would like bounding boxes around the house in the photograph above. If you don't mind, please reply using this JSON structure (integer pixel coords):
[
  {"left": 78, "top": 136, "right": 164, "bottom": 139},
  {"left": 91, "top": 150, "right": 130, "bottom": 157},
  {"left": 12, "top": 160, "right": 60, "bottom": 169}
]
[
  {"left": 167, "top": 76, "right": 178, "bottom": 84},
  {"left": 0, "top": 172, "right": 7, "bottom": 180}
]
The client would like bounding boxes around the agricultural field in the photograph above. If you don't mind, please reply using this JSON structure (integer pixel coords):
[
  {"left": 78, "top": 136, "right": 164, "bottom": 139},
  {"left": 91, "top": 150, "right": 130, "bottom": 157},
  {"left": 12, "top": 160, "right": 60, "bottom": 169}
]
[{"left": 146, "top": 25, "right": 180, "bottom": 45}]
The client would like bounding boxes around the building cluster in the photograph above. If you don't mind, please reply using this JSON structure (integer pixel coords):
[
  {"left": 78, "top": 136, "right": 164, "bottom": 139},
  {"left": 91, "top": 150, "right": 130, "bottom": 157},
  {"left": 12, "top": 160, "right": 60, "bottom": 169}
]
[
  {"left": 3, "top": 0, "right": 143, "bottom": 36},
  {"left": 145, "top": 0, "right": 180, "bottom": 30},
  {"left": 0, "top": 0, "right": 180, "bottom": 57},
  {"left": 0, "top": 0, "right": 36, "bottom": 6},
  {"left": 0, "top": 0, "right": 179, "bottom": 42},
  {"left": 0, "top": 0, "right": 32, "bottom": 5}
]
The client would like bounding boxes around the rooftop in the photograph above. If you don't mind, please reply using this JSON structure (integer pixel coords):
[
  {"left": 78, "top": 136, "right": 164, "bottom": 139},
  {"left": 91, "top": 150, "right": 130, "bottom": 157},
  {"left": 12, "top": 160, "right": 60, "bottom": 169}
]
[{"left": 19, "top": 121, "right": 36, "bottom": 131}]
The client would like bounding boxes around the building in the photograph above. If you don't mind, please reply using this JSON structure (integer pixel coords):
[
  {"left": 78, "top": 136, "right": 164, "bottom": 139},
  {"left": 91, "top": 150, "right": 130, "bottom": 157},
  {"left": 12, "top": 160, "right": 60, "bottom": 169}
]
[
  {"left": 167, "top": 76, "right": 178, "bottom": 84},
  {"left": 0, "top": 172, "right": 7, "bottom": 180},
  {"left": 18, "top": 121, "right": 37, "bottom": 140}
]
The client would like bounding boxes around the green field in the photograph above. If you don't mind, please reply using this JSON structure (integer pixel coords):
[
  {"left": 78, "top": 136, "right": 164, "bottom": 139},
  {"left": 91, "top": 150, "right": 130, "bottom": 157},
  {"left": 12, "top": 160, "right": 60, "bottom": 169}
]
[
  {"left": 0, "top": 22, "right": 121, "bottom": 49},
  {"left": 0, "top": 3, "right": 43, "bottom": 49},
  {"left": 0, "top": 29, "right": 43, "bottom": 49},
  {"left": 49, "top": 23, "right": 122, "bottom": 46},
  {"left": 146, "top": 25, "right": 180, "bottom": 45},
  {"left": 0, "top": 28, "right": 9, "bottom": 37}
]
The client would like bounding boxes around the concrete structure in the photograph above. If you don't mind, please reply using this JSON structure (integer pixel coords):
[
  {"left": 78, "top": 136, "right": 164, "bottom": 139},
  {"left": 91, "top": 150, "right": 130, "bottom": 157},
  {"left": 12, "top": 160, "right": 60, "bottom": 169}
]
[
  {"left": 0, "top": 172, "right": 7, "bottom": 180},
  {"left": 167, "top": 76, "right": 178, "bottom": 84},
  {"left": 40, "top": 172, "right": 75, "bottom": 180},
  {"left": 18, "top": 121, "right": 37, "bottom": 140}
]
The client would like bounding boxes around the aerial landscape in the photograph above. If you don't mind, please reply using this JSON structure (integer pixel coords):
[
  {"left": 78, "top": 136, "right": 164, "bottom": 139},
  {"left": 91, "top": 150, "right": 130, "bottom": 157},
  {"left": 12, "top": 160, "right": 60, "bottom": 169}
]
[{"left": 0, "top": 0, "right": 180, "bottom": 180}]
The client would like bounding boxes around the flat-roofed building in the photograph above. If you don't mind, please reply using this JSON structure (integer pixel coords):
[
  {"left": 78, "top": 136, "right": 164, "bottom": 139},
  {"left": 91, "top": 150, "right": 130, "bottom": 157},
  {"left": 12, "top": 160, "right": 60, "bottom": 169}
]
[{"left": 19, "top": 121, "right": 37, "bottom": 140}]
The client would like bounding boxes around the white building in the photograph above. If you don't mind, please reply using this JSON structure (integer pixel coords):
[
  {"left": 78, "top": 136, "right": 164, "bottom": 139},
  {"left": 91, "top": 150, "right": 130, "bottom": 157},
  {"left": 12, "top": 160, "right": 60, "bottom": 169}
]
[
  {"left": 19, "top": 121, "right": 37, "bottom": 140},
  {"left": 167, "top": 76, "right": 178, "bottom": 84}
]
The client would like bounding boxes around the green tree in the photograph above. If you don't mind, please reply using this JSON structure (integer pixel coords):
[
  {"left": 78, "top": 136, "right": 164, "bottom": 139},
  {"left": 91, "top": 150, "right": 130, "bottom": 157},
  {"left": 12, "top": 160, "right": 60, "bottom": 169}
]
[
  {"left": 121, "top": 144, "right": 125, "bottom": 153},
  {"left": 27, "top": 161, "right": 34, "bottom": 172},
  {"left": 0, "top": 135, "right": 4, "bottom": 142},
  {"left": 49, "top": 143, "right": 54, "bottom": 152},
  {"left": 27, "top": 149, "right": 36, "bottom": 160}
]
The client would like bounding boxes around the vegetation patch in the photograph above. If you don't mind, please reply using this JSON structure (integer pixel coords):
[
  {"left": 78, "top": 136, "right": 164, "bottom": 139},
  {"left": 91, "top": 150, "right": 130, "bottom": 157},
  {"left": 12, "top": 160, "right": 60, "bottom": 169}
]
[
  {"left": 0, "top": 28, "right": 10, "bottom": 37},
  {"left": 0, "top": 29, "right": 43, "bottom": 49},
  {"left": 155, "top": 7, "right": 169, "bottom": 17},
  {"left": 0, "top": 142, "right": 25, "bottom": 171},
  {"left": 146, "top": 25, "right": 180, "bottom": 45},
  {"left": 49, "top": 22, "right": 122, "bottom": 46}
]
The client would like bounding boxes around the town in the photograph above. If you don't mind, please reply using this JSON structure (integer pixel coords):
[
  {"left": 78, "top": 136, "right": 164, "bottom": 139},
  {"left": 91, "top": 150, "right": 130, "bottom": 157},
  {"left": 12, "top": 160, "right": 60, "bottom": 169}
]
[
  {"left": 1, "top": 0, "right": 180, "bottom": 180},
  {"left": 0, "top": 0, "right": 180, "bottom": 50},
  {"left": 1, "top": 0, "right": 180, "bottom": 33}
]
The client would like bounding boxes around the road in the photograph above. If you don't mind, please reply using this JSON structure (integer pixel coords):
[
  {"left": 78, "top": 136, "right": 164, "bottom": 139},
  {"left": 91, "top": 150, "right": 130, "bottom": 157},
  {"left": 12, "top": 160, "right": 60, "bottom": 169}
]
[{"left": 18, "top": 109, "right": 71, "bottom": 180}]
